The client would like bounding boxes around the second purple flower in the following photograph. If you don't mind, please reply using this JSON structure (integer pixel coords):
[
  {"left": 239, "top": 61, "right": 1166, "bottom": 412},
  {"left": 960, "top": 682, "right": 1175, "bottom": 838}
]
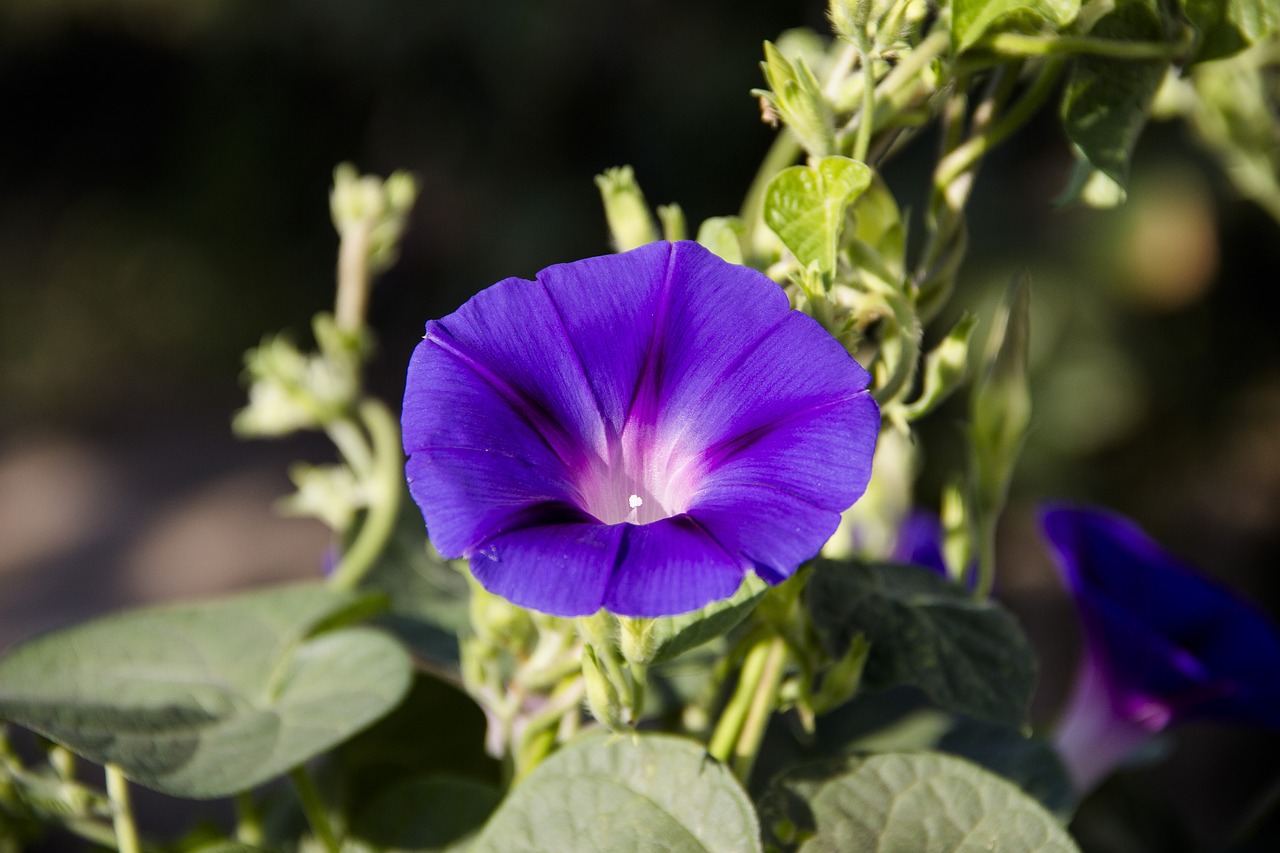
[{"left": 402, "top": 241, "right": 879, "bottom": 617}]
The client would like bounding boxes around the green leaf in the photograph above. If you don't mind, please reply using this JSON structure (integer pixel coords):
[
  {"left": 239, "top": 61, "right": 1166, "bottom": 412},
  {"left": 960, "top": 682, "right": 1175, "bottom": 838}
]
[
  {"left": 760, "top": 751, "right": 1080, "bottom": 851},
  {"left": 471, "top": 731, "right": 761, "bottom": 853},
  {"left": 350, "top": 774, "right": 501, "bottom": 852},
  {"left": 806, "top": 691, "right": 1075, "bottom": 819},
  {"left": 1181, "top": 0, "right": 1279, "bottom": 61},
  {"left": 951, "top": 0, "right": 1080, "bottom": 53},
  {"left": 1060, "top": 1, "right": 1170, "bottom": 204},
  {"left": 764, "top": 156, "right": 871, "bottom": 274},
  {"left": 360, "top": 495, "right": 471, "bottom": 674},
  {"left": 806, "top": 561, "right": 1036, "bottom": 727},
  {"left": 648, "top": 574, "right": 767, "bottom": 664},
  {"left": 0, "top": 583, "right": 412, "bottom": 799}
]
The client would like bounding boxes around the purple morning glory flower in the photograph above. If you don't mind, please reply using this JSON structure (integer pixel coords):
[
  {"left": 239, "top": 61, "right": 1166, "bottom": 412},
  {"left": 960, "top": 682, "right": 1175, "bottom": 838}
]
[
  {"left": 402, "top": 241, "right": 879, "bottom": 617},
  {"left": 891, "top": 509, "right": 948, "bottom": 575},
  {"left": 1041, "top": 504, "right": 1280, "bottom": 790}
]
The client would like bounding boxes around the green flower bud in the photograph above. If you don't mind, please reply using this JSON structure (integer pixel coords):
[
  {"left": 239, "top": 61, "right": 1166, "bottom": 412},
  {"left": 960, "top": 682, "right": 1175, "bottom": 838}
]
[
  {"left": 595, "top": 166, "right": 659, "bottom": 251},
  {"left": 580, "top": 645, "right": 626, "bottom": 730},
  {"left": 756, "top": 41, "right": 836, "bottom": 157},
  {"left": 902, "top": 312, "right": 977, "bottom": 421}
]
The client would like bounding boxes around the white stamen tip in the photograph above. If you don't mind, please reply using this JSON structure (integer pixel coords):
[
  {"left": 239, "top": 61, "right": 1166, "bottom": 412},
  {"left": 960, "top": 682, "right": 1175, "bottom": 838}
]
[{"left": 628, "top": 494, "right": 644, "bottom": 509}]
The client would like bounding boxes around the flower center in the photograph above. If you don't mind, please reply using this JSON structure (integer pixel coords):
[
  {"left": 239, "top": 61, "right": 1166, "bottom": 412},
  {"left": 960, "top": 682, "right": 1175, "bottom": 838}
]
[{"left": 573, "top": 435, "right": 702, "bottom": 526}]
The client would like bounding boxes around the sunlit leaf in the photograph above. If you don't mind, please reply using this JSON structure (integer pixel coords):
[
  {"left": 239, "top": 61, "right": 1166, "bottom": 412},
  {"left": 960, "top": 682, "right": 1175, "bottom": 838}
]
[
  {"left": 0, "top": 583, "right": 412, "bottom": 799},
  {"left": 764, "top": 156, "right": 871, "bottom": 274},
  {"left": 760, "top": 751, "right": 1080, "bottom": 851},
  {"left": 471, "top": 731, "right": 761, "bottom": 852}
]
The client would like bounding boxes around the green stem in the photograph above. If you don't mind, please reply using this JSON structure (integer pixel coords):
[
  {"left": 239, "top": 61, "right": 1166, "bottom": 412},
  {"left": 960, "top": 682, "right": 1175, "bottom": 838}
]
[
  {"left": 326, "top": 417, "right": 374, "bottom": 480},
  {"left": 852, "top": 51, "right": 876, "bottom": 163},
  {"left": 290, "top": 766, "right": 340, "bottom": 853},
  {"left": 708, "top": 638, "right": 770, "bottom": 763},
  {"left": 934, "top": 59, "right": 1064, "bottom": 191},
  {"left": 875, "top": 29, "right": 950, "bottom": 104},
  {"left": 982, "top": 32, "right": 1185, "bottom": 61},
  {"left": 104, "top": 764, "right": 140, "bottom": 853},
  {"left": 729, "top": 635, "right": 788, "bottom": 782},
  {"left": 328, "top": 399, "right": 404, "bottom": 591},
  {"left": 235, "top": 791, "right": 265, "bottom": 847}
]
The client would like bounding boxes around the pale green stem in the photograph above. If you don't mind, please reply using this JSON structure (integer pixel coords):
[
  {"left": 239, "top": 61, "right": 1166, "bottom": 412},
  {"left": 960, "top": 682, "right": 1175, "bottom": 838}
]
[
  {"left": 328, "top": 399, "right": 404, "bottom": 591},
  {"left": 326, "top": 417, "right": 374, "bottom": 480},
  {"left": 852, "top": 50, "right": 876, "bottom": 163},
  {"left": 708, "top": 637, "right": 771, "bottom": 763},
  {"left": 290, "top": 766, "right": 340, "bottom": 853},
  {"left": 730, "top": 635, "right": 789, "bottom": 783},
  {"left": 104, "top": 764, "right": 140, "bottom": 853},
  {"left": 335, "top": 218, "right": 373, "bottom": 332},
  {"left": 983, "top": 32, "right": 1185, "bottom": 61}
]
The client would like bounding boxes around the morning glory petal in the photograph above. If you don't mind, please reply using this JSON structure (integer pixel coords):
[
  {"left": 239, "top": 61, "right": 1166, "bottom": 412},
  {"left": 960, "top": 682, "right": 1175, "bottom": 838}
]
[
  {"left": 1042, "top": 504, "right": 1280, "bottom": 792},
  {"left": 1040, "top": 504, "right": 1280, "bottom": 729},
  {"left": 402, "top": 241, "right": 880, "bottom": 616},
  {"left": 602, "top": 517, "right": 748, "bottom": 617}
]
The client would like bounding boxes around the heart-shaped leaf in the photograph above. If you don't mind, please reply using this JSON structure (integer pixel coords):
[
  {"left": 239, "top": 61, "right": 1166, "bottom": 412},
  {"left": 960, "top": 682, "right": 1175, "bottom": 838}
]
[
  {"left": 0, "top": 582, "right": 412, "bottom": 799},
  {"left": 764, "top": 156, "right": 871, "bottom": 274},
  {"left": 806, "top": 561, "right": 1036, "bottom": 727},
  {"left": 760, "top": 751, "right": 1079, "bottom": 851},
  {"left": 471, "top": 731, "right": 761, "bottom": 852}
]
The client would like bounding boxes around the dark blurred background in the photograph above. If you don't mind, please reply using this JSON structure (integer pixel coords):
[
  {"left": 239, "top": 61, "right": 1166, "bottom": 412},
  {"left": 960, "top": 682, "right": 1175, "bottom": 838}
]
[{"left": 3, "top": 1, "right": 1280, "bottom": 850}]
